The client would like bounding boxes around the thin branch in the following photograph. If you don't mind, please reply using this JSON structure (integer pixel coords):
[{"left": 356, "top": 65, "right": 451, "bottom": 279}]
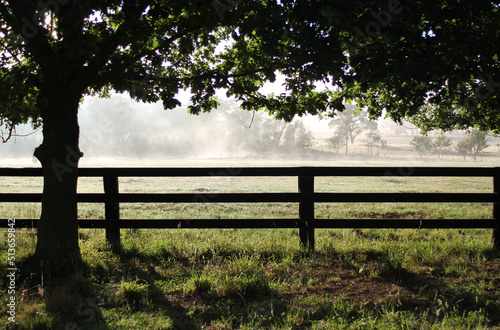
[
  {"left": 239, "top": 110, "right": 256, "bottom": 128},
  {"left": 13, "top": 127, "right": 41, "bottom": 137},
  {"left": 1, "top": 125, "right": 14, "bottom": 143}
]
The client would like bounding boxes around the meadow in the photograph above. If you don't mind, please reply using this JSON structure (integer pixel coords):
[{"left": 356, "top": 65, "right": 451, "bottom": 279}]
[{"left": 1, "top": 160, "right": 500, "bottom": 329}]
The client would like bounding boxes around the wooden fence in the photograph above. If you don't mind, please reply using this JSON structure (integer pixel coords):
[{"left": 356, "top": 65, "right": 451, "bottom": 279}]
[{"left": 1, "top": 167, "right": 499, "bottom": 250}]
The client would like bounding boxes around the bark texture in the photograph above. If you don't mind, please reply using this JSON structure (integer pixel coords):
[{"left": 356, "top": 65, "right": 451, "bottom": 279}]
[{"left": 34, "top": 88, "right": 83, "bottom": 267}]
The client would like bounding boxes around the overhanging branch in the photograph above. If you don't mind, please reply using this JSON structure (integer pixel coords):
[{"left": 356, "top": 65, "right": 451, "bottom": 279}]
[{"left": 5, "top": 0, "right": 54, "bottom": 67}]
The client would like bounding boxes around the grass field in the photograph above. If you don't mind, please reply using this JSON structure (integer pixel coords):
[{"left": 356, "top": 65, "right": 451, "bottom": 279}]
[{"left": 1, "top": 160, "right": 500, "bottom": 329}]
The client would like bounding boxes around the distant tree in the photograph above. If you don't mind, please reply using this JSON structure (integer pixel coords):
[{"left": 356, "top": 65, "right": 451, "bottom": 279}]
[
  {"left": 258, "top": 117, "right": 287, "bottom": 150},
  {"left": 455, "top": 139, "right": 471, "bottom": 161},
  {"left": 467, "top": 129, "right": 489, "bottom": 161},
  {"left": 282, "top": 121, "right": 313, "bottom": 151},
  {"left": 434, "top": 135, "right": 453, "bottom": 160},
  {"left": 364, "top": 131, "right": 382, "bottom": 156},
  {"left": 328, "top": 104, "right": 377, "bottom": 154},
  {"left": 326, "top": 133, "right": 346, "bottom": 154},
  {"left": 410, "top": 136, "right": 435, "bottom": 160},
  {"left": 380, "top": 139, "right": 388, "bottom": 157},
  {"left": 295, "top": 124, "right": 314, "bottom": 150}
]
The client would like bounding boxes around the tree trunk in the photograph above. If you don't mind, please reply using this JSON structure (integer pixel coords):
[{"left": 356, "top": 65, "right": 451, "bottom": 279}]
[
  {"left": 33, "top": 88, "right": 83, "bottom": 269},
  {"left": 345, "top": 134, "right": 349, "bottom": 155}
]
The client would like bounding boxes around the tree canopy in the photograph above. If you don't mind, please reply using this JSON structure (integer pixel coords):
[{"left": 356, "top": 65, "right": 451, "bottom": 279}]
[
  {"left": 342, "top": 1, "right": 500, "bottom": 132},
  {"left": 2, "top": 1, "right": 500, "bottom": 138}
]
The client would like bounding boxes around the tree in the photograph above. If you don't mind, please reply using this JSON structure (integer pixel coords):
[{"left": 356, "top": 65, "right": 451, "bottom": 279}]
[
  {"left": 379, "top": 139, "right": 388, "bottom": 157},
  {"left": 257, "top": 116, "right": 287, "bottom": 151},
  {"left": 434, "top": 135, "right": 452, "bottom": 160},
  {"left": 364, "top": 131, "right": 382, "bottom": 156},
  {"left": 467, "top": 129, "right": 489, "bottom": 161},
  {"left": 282, "top": 120, "right": 313, "bottom": 151},
  {"left": 455, "top": 139, "right": 471, "bottom": 161},
  {"left": 410, "top": 136, "right": 435, "bottom": 160},
  {"left": 2, "top": 1, "right": 500, "bottom": 268},
  {"left": 0, "top": 1, "right": 322, "bottom": 268},
  {"left": 455, "top": 129, "right": 489, "bottom": 161},
  {"left": 328, "top": 105, "right": 377, "bottom": 154},
  {"left": 295, "top": 123, "right": 314, "bottom": 150},
  {"left": 326, "top": 133, "right": 346, "bottom": 154}
]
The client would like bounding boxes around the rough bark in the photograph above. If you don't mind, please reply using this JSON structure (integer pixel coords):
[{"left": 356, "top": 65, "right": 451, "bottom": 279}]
[{"left": 33, "top": 88, "right": 83, "bottom": 268}]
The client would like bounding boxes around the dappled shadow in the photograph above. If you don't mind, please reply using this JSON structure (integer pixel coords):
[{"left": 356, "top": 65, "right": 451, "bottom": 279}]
[
  {"left": 13, "top": 255, "right": 109, "bottom": 329},
  {"left": 12, "top": 238, "right": 498, "bottom": 328},
  {"left": 303, "top": 248, "right": 500, "bottom": 327},
  {"left": 107, "top": 246, "right": 206, "bottom": 329}
]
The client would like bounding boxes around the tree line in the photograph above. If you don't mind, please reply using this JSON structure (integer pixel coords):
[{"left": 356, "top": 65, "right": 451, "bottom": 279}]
[
  {"left": 410, "top": 130, "right": 489, "bottom": 162},
  {"left": 324, "top": 105, "right": 495, "bottom": 161}
]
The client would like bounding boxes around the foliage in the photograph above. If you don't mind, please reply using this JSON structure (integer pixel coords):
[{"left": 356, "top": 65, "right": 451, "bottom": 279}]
[
  {"left": 342, "top": 1, "right": 500, "bottom": 133},
  {"left": 410, "top": 135, "right": 435, "bottom": 160},
  {"left": 456, "top": 129, "right": 489, "bottom": 162},
  {"left": 364, "top": 131, "right": 386, "bottom": 156},
  {"left": 3, "top": 1, "right": 500, "bottom": 138},
  {"left": 326, "top": 133, "right": 346, "bottom": 154},
  {"left": 455, "top": 138, "right": 472, "bottom": 161},
  {"left": 328, "top": 104, "right": 377, "bottom": 154},
  {"left": 435, "top": 135, "right": 453, "bottom": 160}
]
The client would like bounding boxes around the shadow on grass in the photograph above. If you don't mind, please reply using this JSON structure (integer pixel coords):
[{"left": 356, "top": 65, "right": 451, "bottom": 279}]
[
  {"left": 9, "top": 255, "right": 107, "bottom": 330},
  {"left": 361, "top": 248, "right": 500, "bottom": 327},
  {"left": 10, "top": 240, "right": 498, "bottom": 329},
  {"left": 12, "top": 251, "right": 197, "bottom": 329}
]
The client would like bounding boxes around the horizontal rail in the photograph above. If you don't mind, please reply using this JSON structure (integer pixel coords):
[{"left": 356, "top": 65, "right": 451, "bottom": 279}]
[
  {"left": 0, "top": 166, "right": 498, "bottom": 177},
  {"left": 0, "top": 193, "right": 42, "bottom": 202}
]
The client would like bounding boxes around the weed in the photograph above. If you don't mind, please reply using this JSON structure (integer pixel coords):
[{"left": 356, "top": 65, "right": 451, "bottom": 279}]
[{"left": 115, "top": 277, "right": 150, "bottom": 306}]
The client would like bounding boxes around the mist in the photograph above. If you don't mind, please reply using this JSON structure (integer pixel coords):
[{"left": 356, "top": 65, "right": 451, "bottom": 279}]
[{"left": 2, "top": 93, "right": 500, "bottom": 165}]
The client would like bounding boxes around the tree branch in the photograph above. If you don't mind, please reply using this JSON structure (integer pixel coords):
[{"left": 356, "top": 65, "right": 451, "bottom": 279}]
[
  {"left": 239, "top": 110, "right": 256, "bottom": 128},
  {"left": 5, "top": 0, "right": 54, "bottom": 68},
  {"left": 75, "top": 4, "right": 151, "bottom": 90},
  {"left": 1, "top": 125, "right": 14, "bottom": 143}
]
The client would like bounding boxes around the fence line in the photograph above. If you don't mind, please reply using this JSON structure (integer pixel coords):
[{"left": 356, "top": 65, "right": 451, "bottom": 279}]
[{"left": 1, "top": 167, "right": 499, "bottom": 250}]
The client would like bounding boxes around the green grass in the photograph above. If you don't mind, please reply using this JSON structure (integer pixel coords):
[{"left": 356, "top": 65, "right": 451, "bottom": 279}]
[
  {"left": 2, "top": 227, "right": 499, "bottom": 329},
  {"left": 1, "top": 165, "right": 500, "bottom": 329}
]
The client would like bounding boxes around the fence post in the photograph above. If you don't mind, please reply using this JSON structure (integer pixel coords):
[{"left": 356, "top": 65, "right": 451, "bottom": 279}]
[
  {"left": 299, "top": 174, "right": 315, "bottom": 251},
  {"left": 494, "top": 168, "right": 500, "bottom": 250},
  {"left": 103, "top": 175, "right": 120, "bottom": 245}
]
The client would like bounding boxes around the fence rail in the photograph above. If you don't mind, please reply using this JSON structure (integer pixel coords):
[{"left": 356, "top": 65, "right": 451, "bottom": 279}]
[{"left": 1, "top": 167, "right": 499, "bottom": 250}]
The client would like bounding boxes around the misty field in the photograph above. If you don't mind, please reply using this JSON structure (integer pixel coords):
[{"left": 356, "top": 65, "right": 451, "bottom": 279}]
[{"left": 1, "top": 161, "right": 500, "bottom": 329}]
